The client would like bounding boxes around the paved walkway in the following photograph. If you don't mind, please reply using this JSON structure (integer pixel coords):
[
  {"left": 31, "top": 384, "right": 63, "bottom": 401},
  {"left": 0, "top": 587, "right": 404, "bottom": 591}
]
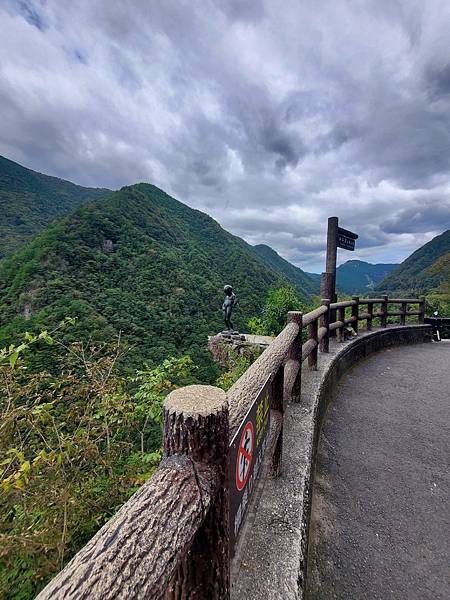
[{"left": 306, "top": 342, "right": 450, "bottom": 600}]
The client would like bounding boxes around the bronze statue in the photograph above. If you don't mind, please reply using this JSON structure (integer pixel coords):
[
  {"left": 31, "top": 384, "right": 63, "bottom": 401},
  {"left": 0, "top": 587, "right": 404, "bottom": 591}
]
[{"left": 222, "top": 285, "right": 238, "bottom": 333}]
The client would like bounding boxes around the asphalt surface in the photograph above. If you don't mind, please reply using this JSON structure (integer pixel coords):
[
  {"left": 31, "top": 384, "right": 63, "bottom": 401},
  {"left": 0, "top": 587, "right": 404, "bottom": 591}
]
[{"left": 306, "top": 342, "right": 450, "bottom": 600}]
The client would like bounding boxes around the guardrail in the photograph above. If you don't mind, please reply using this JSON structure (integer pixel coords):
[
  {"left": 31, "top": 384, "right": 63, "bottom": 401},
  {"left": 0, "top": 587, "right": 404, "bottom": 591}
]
[{"left": 36, "top": 295, "right": 426, "bottom": 600}]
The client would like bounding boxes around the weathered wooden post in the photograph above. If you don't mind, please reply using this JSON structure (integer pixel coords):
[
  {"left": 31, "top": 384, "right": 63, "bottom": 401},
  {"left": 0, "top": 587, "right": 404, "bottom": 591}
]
[
  {"left": 270, "top": 366, "right": 284, "bottom": 477},
  {"left": 319, "top": 299, "right": 330, "bottom": 353},
  {"left": 308, "top": 317, "right": 319, "bottom": 369},
  {"left": 164, "top": 385, "right": 229, "bottom": 600},
  {"left": 367, "top": 301, "right": 373, "bottom": 331},
  {"left": 381, "top": 295, "right": 388, "bottom": 328},
  {"left": 352, "top": 296, "right": 359, "bottom": 334},
  {"left": 419, "top": 296, "right": 426, "bottom": 324},
  {"left": 286, "top": 311, "right": 303, "bottom": 403},
  {"left": 321, "top": 217, "right": 338, "bottom": 331},
  {"left": 400, "top": 301, "right": 407, "bottom": 326},
  {"left": 337, "top": 305, "right": 346, "bottom": 342}
]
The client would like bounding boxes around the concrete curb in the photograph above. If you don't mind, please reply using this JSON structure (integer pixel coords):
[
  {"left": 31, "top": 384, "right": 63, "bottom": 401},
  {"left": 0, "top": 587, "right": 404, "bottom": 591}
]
[{"left": 231, "top": 324, "right": 432, "bottom": 600}]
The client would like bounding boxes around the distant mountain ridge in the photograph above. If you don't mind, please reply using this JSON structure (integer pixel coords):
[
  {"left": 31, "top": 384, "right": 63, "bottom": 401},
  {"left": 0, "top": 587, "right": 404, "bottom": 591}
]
[
  {"left": 253, "top": 244, "right": 318, "bottom": 300},
  {"left": 335, "top": 260, "right": 398, "bottom": 294},
  {"left": 306, "top": 261, "right": 398, "bottom": 295},
  {"left": 378, "top": 230, "right": 450, "bottom": 293},
  {"left": 0, "top": 155, "right": 111, "bottom": 258}
]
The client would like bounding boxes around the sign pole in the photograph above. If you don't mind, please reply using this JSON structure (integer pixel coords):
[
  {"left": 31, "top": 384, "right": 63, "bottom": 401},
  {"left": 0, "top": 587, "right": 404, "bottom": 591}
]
[
  {"left": 320, "top": 216, "right": 358, "bottom": 336},
  {"left": 320, "top": 217, "right": 338, "bottom": 333},
  {"left": 325, "top": 216, "right": 338, "bottom": 302}
]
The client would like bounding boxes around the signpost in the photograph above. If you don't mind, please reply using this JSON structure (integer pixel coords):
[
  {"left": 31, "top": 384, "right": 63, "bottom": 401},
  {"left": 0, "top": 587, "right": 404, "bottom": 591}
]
[
  {"left": 320, "top": 217, "right": 358, "bottom": 332},
  {"left": 337, "top": 227, "right": 358, "bottom": 251},
  {"left": 229, "top": 376, "right": 271, "bottom": 556}
]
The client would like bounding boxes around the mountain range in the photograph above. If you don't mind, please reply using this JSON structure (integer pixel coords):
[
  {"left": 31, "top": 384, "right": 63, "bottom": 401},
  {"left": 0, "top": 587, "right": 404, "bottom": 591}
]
[
  {"left": 377, "top": 229, "right": 450, "bottom": 293},
  {"left": 0, "top": 155, "right": 110, "bottom": 258},
  {"left": 0, "top": 157, "right": 317, "bottom": 379},
  {"left": 253, "top": 244, "right": 318, "bottom": 299},
  {"left": 334, "top": 260, "right": 398, "bottom": 295},
  {"left": 1, "top": 154, "right": 448, "bottom": 380}
]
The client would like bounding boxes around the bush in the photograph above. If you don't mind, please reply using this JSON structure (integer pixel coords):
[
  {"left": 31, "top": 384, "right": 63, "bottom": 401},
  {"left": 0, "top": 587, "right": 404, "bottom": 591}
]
[{"left": 0, "top": 324, "right": 196, "bottom": 599}]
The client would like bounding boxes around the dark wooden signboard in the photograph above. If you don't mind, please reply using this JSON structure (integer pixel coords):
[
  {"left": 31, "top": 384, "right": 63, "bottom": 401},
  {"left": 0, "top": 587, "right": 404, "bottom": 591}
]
[
  {"left": 337, "top": 226, "right": 358, "bottom": 251},
  {"left": 229, "top": 375, "right": 271, "bottom": 556}
]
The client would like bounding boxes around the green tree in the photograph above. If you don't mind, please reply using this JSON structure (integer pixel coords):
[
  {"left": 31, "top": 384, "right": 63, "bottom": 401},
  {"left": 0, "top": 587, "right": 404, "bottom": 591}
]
[
  {"left": 248, "top": 286, "right": 308, "bottom": 336},
  {"left": 0, "top": 326, "right": 196, "bottom": 599}
]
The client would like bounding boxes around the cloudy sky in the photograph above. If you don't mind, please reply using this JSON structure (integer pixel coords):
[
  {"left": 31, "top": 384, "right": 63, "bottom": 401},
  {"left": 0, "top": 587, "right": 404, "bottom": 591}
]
[{"left": 1, "top": 0, "right": 450, "bottom": 271}]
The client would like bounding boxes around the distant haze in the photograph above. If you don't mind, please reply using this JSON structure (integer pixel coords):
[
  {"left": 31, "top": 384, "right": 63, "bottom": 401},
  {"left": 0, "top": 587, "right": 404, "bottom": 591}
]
[{"left": 1, "top": 1, "right": 450, "bottom": 271}]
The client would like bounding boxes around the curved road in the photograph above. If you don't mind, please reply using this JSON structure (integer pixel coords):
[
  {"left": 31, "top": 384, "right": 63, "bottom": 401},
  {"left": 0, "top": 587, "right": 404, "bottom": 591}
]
[{"left": 306, "top": 342, "right": 450, "bottom": 600}]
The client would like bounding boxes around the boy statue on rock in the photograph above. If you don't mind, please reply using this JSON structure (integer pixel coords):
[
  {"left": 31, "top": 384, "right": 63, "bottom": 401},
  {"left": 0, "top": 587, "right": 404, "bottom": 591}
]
[{"left": 222, "top": 285, "right": 238, "bottom": 334}]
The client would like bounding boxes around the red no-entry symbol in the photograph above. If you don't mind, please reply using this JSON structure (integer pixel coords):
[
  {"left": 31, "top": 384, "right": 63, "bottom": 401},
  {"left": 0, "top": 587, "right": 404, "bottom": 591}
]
[{"left": 236, "top": 421, "right": 254, "bottom": 491}]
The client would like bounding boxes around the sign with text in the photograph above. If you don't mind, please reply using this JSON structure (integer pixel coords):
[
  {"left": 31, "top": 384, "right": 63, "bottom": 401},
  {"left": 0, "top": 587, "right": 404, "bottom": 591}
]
[
  {"left": 229, "top": 375, "right": 271, "bottom": 556},
  {"left": 337, "top": 226, "right": 358, "bottom": 251}
]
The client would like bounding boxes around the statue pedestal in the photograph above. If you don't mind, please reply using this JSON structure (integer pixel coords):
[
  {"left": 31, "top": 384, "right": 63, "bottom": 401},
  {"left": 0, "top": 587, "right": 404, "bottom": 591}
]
[{"left": 207, "top": 332, "right": 274, "bottom": 368}]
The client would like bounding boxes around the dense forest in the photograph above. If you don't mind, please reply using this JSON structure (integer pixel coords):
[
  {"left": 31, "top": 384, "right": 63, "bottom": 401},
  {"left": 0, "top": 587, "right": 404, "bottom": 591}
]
[
  {"left": 0, "top": 155, "right": 110, "bottom": 259},
  {"left": 0, "top": 183, "right": 297, "bottom": 381},
  {"left": 378, "top": 229, "right": 450, "bottom": 294}
]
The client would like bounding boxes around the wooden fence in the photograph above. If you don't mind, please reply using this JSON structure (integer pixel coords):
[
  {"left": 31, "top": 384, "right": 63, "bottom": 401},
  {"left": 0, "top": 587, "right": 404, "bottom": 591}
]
[{"left": 36, "top": 296, "right": 426, "bottom": 600}]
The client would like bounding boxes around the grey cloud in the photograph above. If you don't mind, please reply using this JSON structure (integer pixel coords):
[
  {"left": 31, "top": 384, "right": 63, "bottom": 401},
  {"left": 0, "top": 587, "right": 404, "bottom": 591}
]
[
  {"left": 16, "top": 0, "right": 46, "bottom": 31},
  {"left": 425, "top": 63, "right": 450, "bottom": 99},
  {"left": 1, "top": 0, "right": 450, "bottom": 272},
  {"left": 381, "top": 198, "right": 450, "bottom": 234}
]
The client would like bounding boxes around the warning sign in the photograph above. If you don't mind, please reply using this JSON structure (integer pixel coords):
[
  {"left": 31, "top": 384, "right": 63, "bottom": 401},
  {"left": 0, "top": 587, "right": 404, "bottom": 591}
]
[
  {"left": 229, "top": 375, "right": 271, "bottom": 556},
  {"left": 236, "top": 422, "right": 254, "bottom": 491}
]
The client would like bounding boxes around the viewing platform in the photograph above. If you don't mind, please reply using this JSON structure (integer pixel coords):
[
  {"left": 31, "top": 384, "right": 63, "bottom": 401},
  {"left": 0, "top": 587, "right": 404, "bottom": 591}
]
[
  {"left": 35, "top": 295, "right": 448, "bottom": 600},
  {"left": 306, "top": 341, "right": 449, "bottom": 600}
]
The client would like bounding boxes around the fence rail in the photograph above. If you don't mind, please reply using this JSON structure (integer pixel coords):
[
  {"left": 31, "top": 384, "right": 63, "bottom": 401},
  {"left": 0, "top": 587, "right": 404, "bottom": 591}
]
[{"left": 37, "top": 295, "right": 426, "bottom": 600}]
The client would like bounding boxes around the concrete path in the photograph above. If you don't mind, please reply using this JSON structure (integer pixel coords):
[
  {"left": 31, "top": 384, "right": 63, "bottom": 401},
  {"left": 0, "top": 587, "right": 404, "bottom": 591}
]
[{"left": 306, "top": 342, "right": 450, "bottom": 600}]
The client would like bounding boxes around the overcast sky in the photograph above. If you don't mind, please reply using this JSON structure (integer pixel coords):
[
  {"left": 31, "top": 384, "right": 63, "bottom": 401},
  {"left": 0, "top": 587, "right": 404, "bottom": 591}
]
[{"left": 1, "top": 0, "right": 450, "bottom": 271}]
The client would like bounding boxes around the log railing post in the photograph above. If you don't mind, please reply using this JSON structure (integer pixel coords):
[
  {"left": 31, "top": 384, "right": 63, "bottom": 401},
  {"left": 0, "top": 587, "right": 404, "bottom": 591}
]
[
  {"left": 320, "top": 299, "right": 330, "bottom": 353},
  {"left": 164, "top": 385, "right": 229, "bottom": 600},
  {"left": 400, "top": 301, "right": 407, "bottom": 326},
  {"left": 337, "top": 305, "right": 346, "bottom": 342},
  {"left": 381, "top": 295, "right": 388, "bottom": 328},
  {"left": 367, "top": 301, "right": 373, "bottom": 331},
  {"left": 308, "top": 317, "right": 318, "bottom": 369},
  {"left": 286, "top": 311, "right": 303, "bottom": 403},
  {"left": 352, "top": 296, "right": 359, "bottom": 334},
  {"left": 321, "top": 271, "right": 336, "bottom": 336},
  {"left": 419, "top": 296, "right": 426, "bottom": 324},
  {"left": 270, "top": 365, "right": 284, "bottom": 477}
]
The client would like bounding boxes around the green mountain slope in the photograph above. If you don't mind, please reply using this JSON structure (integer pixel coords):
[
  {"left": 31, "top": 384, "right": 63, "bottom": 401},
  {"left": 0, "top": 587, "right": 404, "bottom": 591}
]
[
  {"left": 0, "top": 155, "right": 111, "bottom": 258},
  {"left": 253, "top": 244, "right": 318, "bottom": 300},
  {"left": 335, "top": 260, "right": 398, "bottom": 294},
  {"left": 378, "top": 230, "right": 450, "bottom": 293},
  {"left": 0, "top": 183, "right": 286, "bottom": 379}
]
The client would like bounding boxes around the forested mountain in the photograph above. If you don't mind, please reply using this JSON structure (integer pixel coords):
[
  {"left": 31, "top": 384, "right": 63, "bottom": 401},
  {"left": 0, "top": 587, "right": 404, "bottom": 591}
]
[
  {"left": 378, "top": 229, "right": 450, "bottom": 293},
  {"left": 0, "top": 183, "right": 288, "bottom": 380},
  {"left": 0, "top": 155, "right": 111, "bottom": 258},
  {"left": 253, "top": 244, "right": 318, "bottom": 300},
  {"left": 335, "top": 260, "right": 398, "bottom": 294}
]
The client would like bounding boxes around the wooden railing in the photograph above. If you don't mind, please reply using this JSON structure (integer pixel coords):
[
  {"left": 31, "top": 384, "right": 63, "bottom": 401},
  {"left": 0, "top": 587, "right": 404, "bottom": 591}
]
[{"left": 36, "top": 296, "right": 426, "bottom": 600}]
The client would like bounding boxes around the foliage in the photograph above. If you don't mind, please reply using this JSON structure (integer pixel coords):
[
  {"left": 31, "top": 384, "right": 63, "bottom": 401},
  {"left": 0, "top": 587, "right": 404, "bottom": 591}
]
[
  {"left": 0, "top": 326, "right": 196, "bottom": 599},
  {"left": 215, "top": 346, "right": 260, "bottom": 392},
  {"left": 378, "top": 229, "right": 450, "bottom": 294},
  {"left": 0, "top": 155, "right": 110, "bottom": 259},
  {"left": 0, "top": 183, "right": 293, "bottom": 382},
  {"left": 248, "top": 286, "right": 308, "bottom": 337}
]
